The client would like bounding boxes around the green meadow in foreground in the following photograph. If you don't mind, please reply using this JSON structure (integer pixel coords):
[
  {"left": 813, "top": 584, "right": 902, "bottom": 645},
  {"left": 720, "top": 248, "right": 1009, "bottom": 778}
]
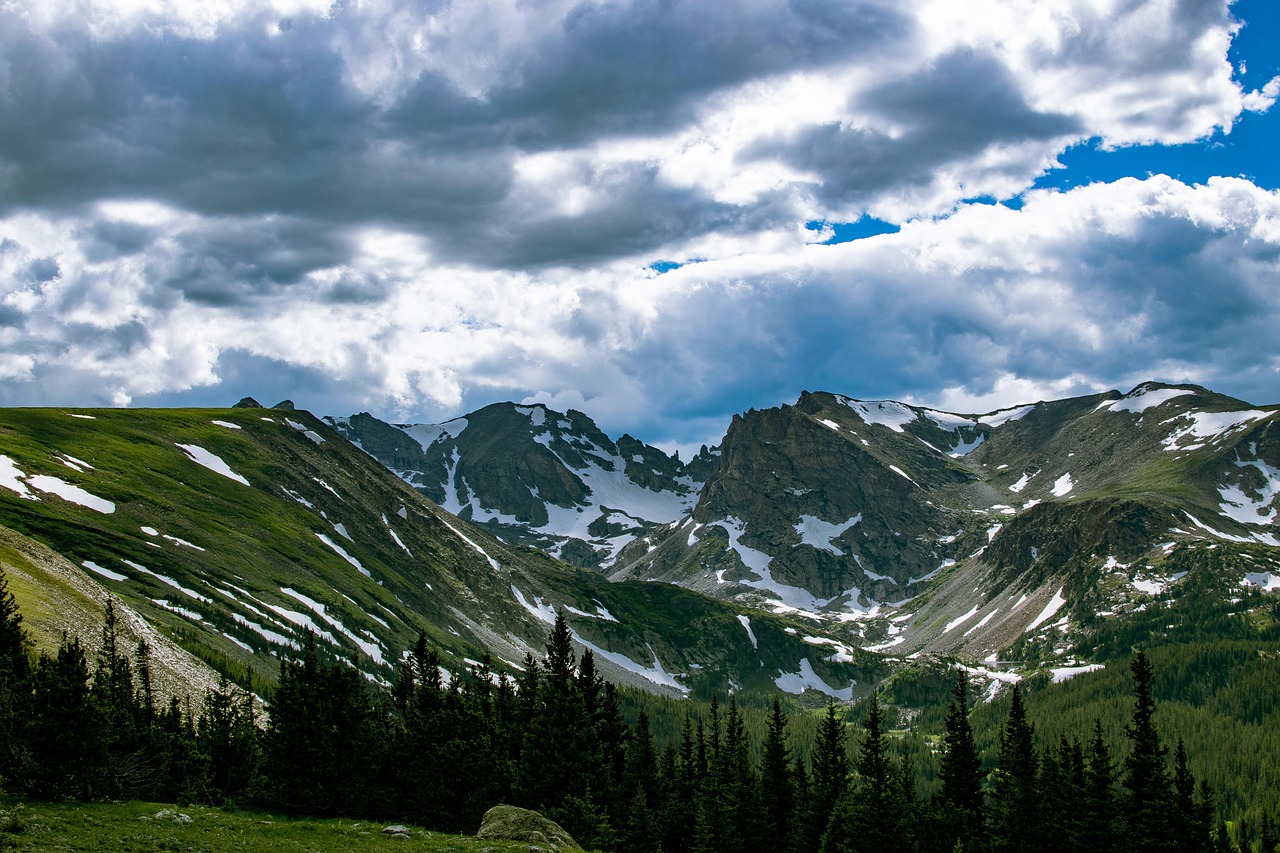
[{"left": 0, "top": 797, "right": 535, "bottom": 852}]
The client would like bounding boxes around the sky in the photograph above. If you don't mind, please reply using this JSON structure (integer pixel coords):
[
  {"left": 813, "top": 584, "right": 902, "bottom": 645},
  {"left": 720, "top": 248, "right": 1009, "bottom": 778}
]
[{"left": 1, "top": 0, "right": 1278, "bottom": 456}]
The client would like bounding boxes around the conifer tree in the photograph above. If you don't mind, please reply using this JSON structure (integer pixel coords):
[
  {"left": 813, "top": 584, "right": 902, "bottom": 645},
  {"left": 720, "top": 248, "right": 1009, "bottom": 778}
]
[
  {"left": 991, "top": 684, "right": 1039, "bottom": 853},
  {"left": 802, "top": 700, "right": 848, "bottom": 852},
  {"left": 823, "top": 692, "right": 900, "bottom": 853},
  {"left": 1171, "top": 739, "right": 1207, "bottom": 853},
  {"left": 1078, "top": 718, "right": 1117, "bottom": 853},
  {"left": 1123, "top": 651, "right": 1175, "bottom": 853},
  {"left": 758, "top": 697, "right": 794, "bottom": 853},
  {"left": 29, "top": 634, "right": 104, "bottom": 800},
  {"left": 0, "top": 568, "right": 32, "bottom": 788},
  {"left": 937, "top": 668, "right": 985, "bottom": 850},
  {"left": 518, "top": 611, "right": 596, "bottom": 814}
]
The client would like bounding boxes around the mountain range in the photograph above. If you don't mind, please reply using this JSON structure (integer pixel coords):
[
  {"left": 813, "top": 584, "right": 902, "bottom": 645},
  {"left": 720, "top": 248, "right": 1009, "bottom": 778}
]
[{"left": 0, "top": 381, "right": 1277, "bottom": 708}]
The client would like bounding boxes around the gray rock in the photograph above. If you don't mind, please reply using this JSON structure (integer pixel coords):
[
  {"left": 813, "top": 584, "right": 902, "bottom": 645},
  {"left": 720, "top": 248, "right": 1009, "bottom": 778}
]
[{"left": 476, "top": 805, "right": 579, "bottom": 851}]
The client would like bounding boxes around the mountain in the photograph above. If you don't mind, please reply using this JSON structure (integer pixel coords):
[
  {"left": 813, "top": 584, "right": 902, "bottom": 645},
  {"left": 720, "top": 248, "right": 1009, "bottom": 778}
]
[
  {"left": 0, "top": 406, "right": 873, "bottom": 701},
  {"left": 325, "top": 403, "right": 717, "bottom": 568},
  {"left": 336, "top": 382, "right": 1280, "bottom": 678}
]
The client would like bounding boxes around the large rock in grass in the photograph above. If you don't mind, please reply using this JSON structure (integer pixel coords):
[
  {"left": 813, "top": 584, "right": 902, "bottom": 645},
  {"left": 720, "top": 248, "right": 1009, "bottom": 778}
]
[{"left": 476, "top": 805, "right": 580, "bottom": 851}]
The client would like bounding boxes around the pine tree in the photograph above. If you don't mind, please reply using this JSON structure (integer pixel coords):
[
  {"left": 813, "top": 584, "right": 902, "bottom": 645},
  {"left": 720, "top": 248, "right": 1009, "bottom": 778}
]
[
  {"left": 0, "top": 569, "right": 32, "bottom": 788},
  {"left": 1123, "top": 651, "right": 1175, "bottom": 853},
  {"left": 29, "top": 634, "right": 105, "bottom": 799},
  {"left": 1078, "top": 718, "right": 1117, "bottom": 853},
  {"left": 803, "top": 700, "right": 848, "bottom": 852},
  {"left": 937, "top": 668, "right": 985, "bottom": 850},
  {"left": 1171, "top": 739, "right": 1206, "bottom": 853},
  {"left": 264, "top": 633, "right": 375, "bottom": 816},
  {"left": 758, "top": 698, "right": 794, "bottom": 853},
  {"left": 990, "top": 684, "right": 1039, "bottom": 852},
  {"left": 517, "top": 611, "right": 596, "bottom": 813},
  {"left": 823, "top": 692, "right": 900, "bottom": 853}
]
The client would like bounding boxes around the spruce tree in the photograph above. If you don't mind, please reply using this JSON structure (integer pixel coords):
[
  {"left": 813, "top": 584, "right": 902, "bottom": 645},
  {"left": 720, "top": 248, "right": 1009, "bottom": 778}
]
[
  {"left": 1123, "top": 651, "right": 1175, "bottom": 853},
  {"left": 990, "top": 684, "right": 1039, "bottom": 853},
  {"left": 1079, "top": 718, "right": 1117, "bottom": 853},
  {"left": 758, "top": 698, "right": 794, "bottom": 853},
  {"left": 29, "top": 634, "right": 105, "bottom": 800},
  {"left": 517, "top": 611, "right": 596, "bottom": 813},
  {"left": 823, "top": 692, "right": 899, "bottom": 853},
  {"left": 0, "top": 569, "right": 32, "bottom": 788},
  {"left": 803, "top": 700, "right": 848, "bottom": 852},
  {"left": 937, "top": 668, "right": 985, "bottom": 849}
]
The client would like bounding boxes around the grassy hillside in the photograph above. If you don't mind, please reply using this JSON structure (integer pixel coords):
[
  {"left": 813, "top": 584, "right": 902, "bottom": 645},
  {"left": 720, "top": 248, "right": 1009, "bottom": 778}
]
[{"left": 0, "top": 796, "right": 539, "bottom": 852}]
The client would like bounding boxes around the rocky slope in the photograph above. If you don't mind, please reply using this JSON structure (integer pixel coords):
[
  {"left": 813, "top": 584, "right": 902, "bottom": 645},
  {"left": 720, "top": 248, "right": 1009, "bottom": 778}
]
[
  {"left": 336, "top": 383, "right": 1280, "bottom": 680},
  {"left": 326, "top": 403, "right": 716, "bottom": 568},
  {"left": 0, "top": 404, "right": 872, "bottom": 701}
]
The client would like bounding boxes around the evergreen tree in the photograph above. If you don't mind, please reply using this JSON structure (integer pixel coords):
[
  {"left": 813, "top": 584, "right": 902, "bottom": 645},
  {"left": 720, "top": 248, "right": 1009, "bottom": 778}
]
[
  {"left": 197, "top": 673, "right": 260, "bottom": 803},
  {"left": 29, "top": 634, "right": 105, "bottom": 799},
  {"left": 937, "top": 668, "right": 985, "bottom": 850},
  {"left": 990, "top": 684, "right": 1039, "bottom": 853},
  {"left": 93, "top": 598, "right": 149, "bottom": 798},
  {"left": 758, "top": 698, "right": 794, "bottom": 853},
  {"left": 1123, "top": 651, "right": 1175, "bottom": 853},
  {"left": 517, "top": 612, "right": 598, "bottom": 817},
  {"left": 264, "top": 633, "right": 375, "bottom": 816},
  {"left": 1078, "top": 718, "right": 1117, "bottom": 853},
  {"left": 1171, "top": 739, "right": 1208, "bottom": 853},
  {"left": 823, "top": 692, "right": 900, "bottom": 853},
  {"left": 802, "top": 700, "right": 848, "bottom": 853},
  {"left": 0, "top": 568, "right": 32, "bottom": 788}
]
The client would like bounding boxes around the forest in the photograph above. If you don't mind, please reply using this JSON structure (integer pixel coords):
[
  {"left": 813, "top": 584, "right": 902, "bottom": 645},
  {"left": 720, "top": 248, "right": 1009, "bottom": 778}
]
[{"left": 0, "top": 568, "right": 1274, "bottom": 853}]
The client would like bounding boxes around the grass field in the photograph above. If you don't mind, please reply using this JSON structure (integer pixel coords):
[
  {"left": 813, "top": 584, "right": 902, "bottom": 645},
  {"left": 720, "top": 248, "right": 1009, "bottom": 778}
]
[{"left": 0, "top": 797, "right": 533, "bottom": 852}]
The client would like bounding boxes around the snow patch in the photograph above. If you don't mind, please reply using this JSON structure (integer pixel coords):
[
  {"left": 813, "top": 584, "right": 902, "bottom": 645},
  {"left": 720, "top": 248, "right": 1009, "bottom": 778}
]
[
  {"left": 1100, "top": 387, "right": 1193, "bottom": 414},
  {"left": 774, "top": 658, "right": 853, "bottom": 701},
  {"left": 737, "top": 614, "right": 758, "bottom": 649},
  {"left": 175, "top": 444, "right": 249, "bottom": 487},
  {"left": 280, "top": 587, "right": 386, "bottom": 666},
  {"left": 1009, "top": 472, "right": 1032, "bottom": 493},
  {"left": 83, "top": 560, "right": 127, "bottom": 581},
  {"left": 315, "top": 533, "right": 370, "bottom": 577},
  {"left": 837, "top": 398, "right": 917, "bottom": 432},
  {"left": 1242, "top": 572, "right": 1280, "bottom": 592},
  {"left": 1025, "top": 588, "right": 1066, "bottom": 633},
  {"left": 123, "top": 560, "right": 212, "bottom": 603},
  {"left": 440, "top": 518, "right": 501, "bottom": 571},
  {"left": 1051, "top": 663, "right": 1105, "bottom": 683},
  {"left": 511, "top": 585, "right": 557, "bottom": 625},
  {"left": 152, "top": 599, "right": 203, "bottom": 621},
  {"left": 943, "top": 604, "right": 980, "bottom": 634},
  {"left": 794, "top": 514, "right": 861, "bottom": 555},
  {"left": 963, "top": 608, "right": 999, "bottom": 637},
  {"left": 162, "top": 534, "right": 205, "bottom": 552},
  {"left": 56, "top": 454, "right": 93, "bottom": 472},
  {"left": 1052, "top": 473, "right": 1075, "bottom": 497},
  {"left": 0, "top": 456, "right": 37, "bottom": 499},
  {"left": 1218, "top": 458, "right": 1280, "bottom": 525},
  {"left": 1162, "top": 410, "right": 1273, "bottom": 452},
  {"left": 211, "top": 420, "right": 242, "bottom": 430},
  {"left": 27, "top": 475, "right": 115, "bottom": 513}
]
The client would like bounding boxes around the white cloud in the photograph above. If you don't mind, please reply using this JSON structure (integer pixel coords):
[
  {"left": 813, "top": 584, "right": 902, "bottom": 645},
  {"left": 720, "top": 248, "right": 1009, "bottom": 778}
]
[{"left": 1, "top": 0, "right": 1276, "bottom": 440}]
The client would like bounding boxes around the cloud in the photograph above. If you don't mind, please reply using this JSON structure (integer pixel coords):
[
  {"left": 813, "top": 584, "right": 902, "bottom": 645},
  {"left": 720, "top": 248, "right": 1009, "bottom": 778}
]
[
  {"left": 1, "top": 0, "right": 1276, "bottom": 444},
  {"left": 3, "top": 177, "right": 1278, "bottom": 444}
]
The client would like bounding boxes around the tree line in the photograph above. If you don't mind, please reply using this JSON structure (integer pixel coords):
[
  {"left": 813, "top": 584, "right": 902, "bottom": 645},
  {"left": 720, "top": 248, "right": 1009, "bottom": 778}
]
[{"left": 0, "top": 569, "right": 1275, "bottom": 852}]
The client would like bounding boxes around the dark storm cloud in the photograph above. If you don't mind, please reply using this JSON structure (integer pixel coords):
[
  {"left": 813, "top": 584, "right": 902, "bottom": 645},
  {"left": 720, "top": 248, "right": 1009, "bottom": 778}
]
[
  {"left": 0, "top": 0, "right": 920, "bottom": 272},
  {"left": 748, "top": 50, "right": 1082, "bottom": 205},
  {"left": 482, "top": 0, "right": 914, "bottom": 147}
]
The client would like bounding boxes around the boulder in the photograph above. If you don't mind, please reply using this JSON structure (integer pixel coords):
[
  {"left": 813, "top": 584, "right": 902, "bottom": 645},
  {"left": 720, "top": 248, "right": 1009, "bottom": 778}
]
[{"left": 476, "top": 805, "right": 580, "bottom": 851}]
